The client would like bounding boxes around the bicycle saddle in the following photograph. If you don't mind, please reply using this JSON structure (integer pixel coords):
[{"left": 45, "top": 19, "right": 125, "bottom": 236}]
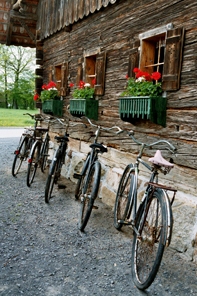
[
  {"left": 90, "top": 143, "right": 108, "bottom": 153},
  {"left": 148, "top": 150, "right": 174, "bottom": 168}
]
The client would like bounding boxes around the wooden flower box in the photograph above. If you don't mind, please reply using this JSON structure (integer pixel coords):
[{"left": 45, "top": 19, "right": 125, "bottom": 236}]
[
  {"left": 69, "top": 99, "right": 98, "bottom": 120},
  {"left": 42, "top": 100, "right": 63, "bottom": 117},
  {"left": 119, "top": 96, "right": 167, "bottom": 127}
]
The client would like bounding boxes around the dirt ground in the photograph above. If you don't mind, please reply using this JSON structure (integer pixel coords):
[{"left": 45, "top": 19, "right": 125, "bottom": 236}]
[{"left": 0, "top": 135, "right": 197, "bottom": 296}]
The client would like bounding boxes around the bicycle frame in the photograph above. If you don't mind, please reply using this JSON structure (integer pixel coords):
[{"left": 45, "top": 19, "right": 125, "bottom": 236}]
[{"left": 125, "top": 140, "right": 176, "bottom": 246}]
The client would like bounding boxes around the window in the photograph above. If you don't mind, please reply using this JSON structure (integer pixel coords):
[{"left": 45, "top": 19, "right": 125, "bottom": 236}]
[
  {"left": 76, "top": 50, "right": 106, "bottom": 95},
  {"left": 85, "top": 55, "right": 97, "bottom": 87},
  {"left": 49, "top": 62, "right": 68, "bottom": 96},
  {"left": 128, "top": 25, "right": 184, "bottom": 90},
  {"left": 140, "top": 33, "right": 166, "bottom": 76}
]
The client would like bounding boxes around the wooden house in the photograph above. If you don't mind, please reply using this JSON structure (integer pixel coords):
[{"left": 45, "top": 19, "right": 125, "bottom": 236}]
[{"left": 1, "top": 0, "right": 197, "bottom": 262}]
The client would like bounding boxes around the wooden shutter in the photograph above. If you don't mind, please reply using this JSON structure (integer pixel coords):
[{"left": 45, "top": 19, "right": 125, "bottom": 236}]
[
  {"left": 95, "top": 51, "right": 106, "bottom": 95},
  {"left": 128, "top": 40, "right": 140, "bottom": 78},
  {"left": 76, "top": 57, "right": 84, "bottom": 86},
  {"left": 49, "top": 65, "right": 54, "bottom": 82},
  {"left": 162, "top": 27, "right": 184, "bottom": 91},
  {"left": 60, "top": 62, "right": 68, "bottom": 96}
]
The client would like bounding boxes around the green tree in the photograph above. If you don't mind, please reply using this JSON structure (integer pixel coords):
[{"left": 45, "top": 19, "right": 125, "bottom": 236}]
[{"left": 0, "top": 45, "right": 36, "bottom": 109}]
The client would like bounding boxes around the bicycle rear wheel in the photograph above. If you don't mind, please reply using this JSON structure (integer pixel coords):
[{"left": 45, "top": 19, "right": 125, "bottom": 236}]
[
  {"left": 114, "top": 164, "right": 136, "bottom": 230},
  {"left": 78, "top": 161, "right": 101, "bottom": 231},
  {"left": 12, "top": 136, "right": 28, "bottom": 177},
  {"left": 131, "top": 189, "right": 168, "bottom": 290},
  {"left": 45, "top": 151, "right": 60, "bottom": 203},
  {"left": 26, "top": 141, "right": 40, "bottom": 187},
  {"left": 74, "top": 155, "right": 90, "bottom": 200}
]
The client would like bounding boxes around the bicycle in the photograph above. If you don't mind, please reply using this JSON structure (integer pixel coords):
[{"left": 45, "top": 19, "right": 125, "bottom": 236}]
[
  {"left": 26, "top": 116, "right": 54, "bottom": 187},
  {"left": 113, "top": 130, "right": 177, "bottom": 290},
  {"left": 12, "top": 113, "right": 46, "bottom": 177},
  {"left": 74, "top": 117, "right": 121, "bottom": 232},
  {"left": 45, "top": 119, "right": 86, "bottom": 203}
]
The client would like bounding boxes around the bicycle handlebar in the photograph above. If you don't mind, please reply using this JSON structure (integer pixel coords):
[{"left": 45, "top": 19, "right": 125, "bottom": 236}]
[
  {"left": 81, "top": 116, "right": 123, "bottom": 134},
  {"left": 115, "top": 127, "right": 176, "bottom": 153}
]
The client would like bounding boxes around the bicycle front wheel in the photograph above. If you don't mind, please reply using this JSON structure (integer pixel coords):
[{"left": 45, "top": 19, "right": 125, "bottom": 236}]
[
  {"left": 26, "top": 141, "right": 40, "bottom": 187},
  {"left": 78, "top": 161, "right": 101, "bottom": 231},
  {"left": 45, "top": 153, "right": 59, "bottom": 203},
  {"left": 12, "top": 136, "right": 28, "bottom": 177},
  {"left": 114, "top": 164, "right": 136, "bottom": 230},
  {"left": 131, "top": 189, "right": 168, "bottom": 290}
]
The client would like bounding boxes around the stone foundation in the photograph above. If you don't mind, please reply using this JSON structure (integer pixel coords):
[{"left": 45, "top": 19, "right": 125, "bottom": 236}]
[{"left": 51, "top": 138, "right": 197, "bottom": 263}]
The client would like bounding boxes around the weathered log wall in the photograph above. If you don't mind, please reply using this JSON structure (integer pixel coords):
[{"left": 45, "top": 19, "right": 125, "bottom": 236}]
[{"left": 39, "top": 0, "right": 197, "bottom": 171}]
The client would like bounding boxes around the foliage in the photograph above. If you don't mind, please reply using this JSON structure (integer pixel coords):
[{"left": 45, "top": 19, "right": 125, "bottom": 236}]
[
  {"left": 0, "top": 45, "right": 35, "bottom": 109},
  {"left": 34, "top": 81, "right": 60, "bottom": 102},
  {"left": 70, "top": 80, "right": 95, "bottom": 100},
  {"left": 0, "top": 108, "right": 37, "bottom": 127},
  {"left": 121, "top": 68, "right": 162, "bottom": 97}
]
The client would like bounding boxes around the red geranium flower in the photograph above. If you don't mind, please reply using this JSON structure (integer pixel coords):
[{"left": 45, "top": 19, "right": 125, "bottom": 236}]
[
  {"left": 79, "top": 80, "right": 85, "bottom": 89},
  {"left": 33, "top": 93, "right": 39, "bottom": 101},
  {"left": 151, "top": 72, "right": 161, "bottom": 81},
  {"left": 133, "top": 68, "right": 140, "bottom": 73},
  {"left": 70, "top": 82, "right": 74, "bottom": 88},
  {"left": 42, "top": 84, "right": 48, "bottom": 90},
  {"left": 92, "top": 78, "right": 96, "bottom": 86}
]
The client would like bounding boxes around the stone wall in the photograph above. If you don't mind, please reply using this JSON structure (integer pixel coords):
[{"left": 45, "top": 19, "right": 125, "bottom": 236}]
[{"left": 49, "top": 137, "right": 197, "bottom": 264}]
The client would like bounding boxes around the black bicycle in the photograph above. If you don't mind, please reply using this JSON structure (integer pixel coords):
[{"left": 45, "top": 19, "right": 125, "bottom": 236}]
[
  {"left": 113, "top": 130, "right": 177, "bottom": 290},
  {"left": 12, "top": 113, "right": 45, "bottom": 177},
  {"left": 45, "top": 120, "right": 85, "bottom": 203},
  {"left": 74, "top": 117, "right": 121, "bottom": 232},
  {"left": 26, "top": 115, "right": 58, "bottom": 187}
]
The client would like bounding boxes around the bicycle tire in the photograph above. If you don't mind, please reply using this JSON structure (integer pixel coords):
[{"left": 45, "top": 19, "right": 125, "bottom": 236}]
[
  {"left": 45, "top": 150, "right": 60, "bottom": 203},
  {"left": 75, "top": 155, "right": 90, "bottom": 200},
  {"left": 131, "top": 188, "right": 168, "bottom": 290},
  {"left": 78, "top": 161, "right": 101, "bottom": 231},
  {"left": 26, "top": 141, "right": 40, "bottom": 187},
  {"left": 114, "top": 164, "right": 136, "bottom": 230},
  {"left": 40, "top": 136, "right": 49, "bottom": 173},
  {"left": 12, "top": 136, "right": 28, "bottom": 177}
]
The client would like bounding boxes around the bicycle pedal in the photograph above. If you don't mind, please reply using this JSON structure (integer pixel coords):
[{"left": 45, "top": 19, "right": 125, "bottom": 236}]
[
  {"left": 118, "top": 220, "right": 132, "bottom": 225},
  {"left": 58, "top": 184, "right": 66, "bottom": 189},
  {"left": 73, "top": 173, "right": 82, "bottom": 180}
]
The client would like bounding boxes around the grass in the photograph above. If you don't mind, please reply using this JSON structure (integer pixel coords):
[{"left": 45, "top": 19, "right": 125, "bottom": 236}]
[{"left": 0, "top": 108, "right": 39, "bottom": 127}]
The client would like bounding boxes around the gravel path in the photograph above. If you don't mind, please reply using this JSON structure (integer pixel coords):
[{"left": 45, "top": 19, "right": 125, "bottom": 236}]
[{"left": 0, "top": 135, "right": 197, "bottom": 296}]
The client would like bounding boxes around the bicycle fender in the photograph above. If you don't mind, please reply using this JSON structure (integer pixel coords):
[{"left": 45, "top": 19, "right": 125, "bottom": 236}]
[
  {"left": 161, "top": 189, "right": 173, "bottom": 247},
  {"left": 28, "top": 140, "right": 40, "bottom": 159}
]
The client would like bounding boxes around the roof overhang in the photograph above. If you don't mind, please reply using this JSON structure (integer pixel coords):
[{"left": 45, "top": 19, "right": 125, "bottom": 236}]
[{"left": 0, "top": 0, "right": 38, "bottom": 48}]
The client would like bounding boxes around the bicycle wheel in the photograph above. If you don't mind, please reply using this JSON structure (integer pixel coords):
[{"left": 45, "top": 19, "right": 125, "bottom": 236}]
[
  {"left": 12, "top": 136, "right": 28, "bottom": 177},
  {"left": 40, "top": 136, "right": 49, "bottom": 173},
  {"left": 131, "top": 189, "right": 168, "bottom": 290},
  {"left": 26, "top": 141, "right": 40, "bottom": 187},
  {"left": 78, "top": 161, "right": 101, "bottom": 231},
  {"left": 45, "top": 151, "right": 60, "bottom": 203},
  {"left": 114, "top": 164, "right": 136, "bottom": 230},
  {"left": 75, "top": 155, "right": 90, "bottom": 200}
]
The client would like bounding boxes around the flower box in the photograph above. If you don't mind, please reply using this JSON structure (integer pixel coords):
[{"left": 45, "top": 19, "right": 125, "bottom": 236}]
[
  {"left": 119, "top": 96, "right": 167, "bottom": 127},
  {"left": 69, "top": 99, "right": 98, "bottom": 120},
  {"left": 42, "top": 100, "right": 63, "bottom": 117}
]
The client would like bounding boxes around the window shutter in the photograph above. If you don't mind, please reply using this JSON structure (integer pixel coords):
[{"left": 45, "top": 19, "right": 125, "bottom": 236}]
[
  {"left": 162, "top": 27, "right": 184, "bottom": 91},
  {"left": 76, "top": 58, "right": 84, "bottom": 86},
  {"left": 95, "top": 51, "right": 106, "bottom": 95},
  {"left": 49, "top": 65, "right": 54, "bottom": 82},
  {"left": 60, "top": 62, "right": 68, "bottom": 96},
  {"left": 128, "top": 40, "right": 140, "bottom": 78}
]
